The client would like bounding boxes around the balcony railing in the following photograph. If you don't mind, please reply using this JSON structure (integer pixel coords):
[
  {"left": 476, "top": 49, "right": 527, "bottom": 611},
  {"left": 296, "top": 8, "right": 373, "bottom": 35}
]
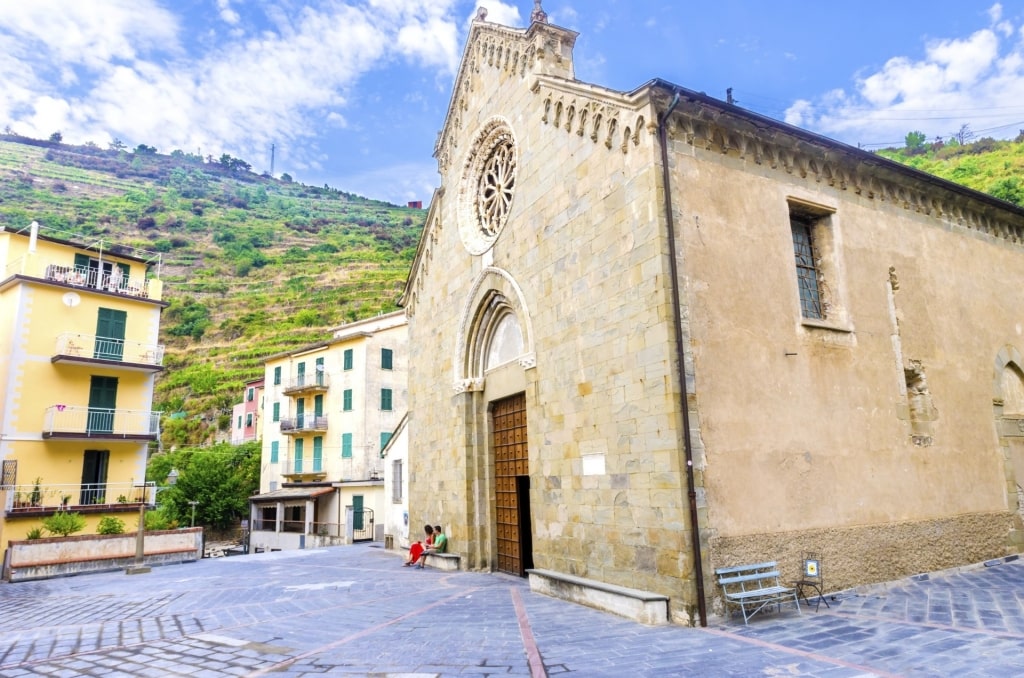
[
  {"left": 281, "top": 372, "right": 330, "bottom": 395},
  {"left": 3, "top": 253, "right": 162, "bottom": 301},
  {"left": 55, "top": 332, "right": 165, "bottom": 367},
  {"left": 279, "top": 415, "right": 329, "bottom": 434},
  {"left": 43, "top": 406, "right": 162, "bottom": 440},
  {"left": 4, "top": 481, "right": 156, "bottom": 514},
  {"left": 279, "top": 454, "right": 326, "bottom": 476}
]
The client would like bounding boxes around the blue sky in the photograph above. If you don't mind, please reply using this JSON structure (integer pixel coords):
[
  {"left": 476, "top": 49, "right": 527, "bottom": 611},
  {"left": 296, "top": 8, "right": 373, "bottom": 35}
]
[{"left": 2, "top": 1, "right": 1023, "bottom": 205}]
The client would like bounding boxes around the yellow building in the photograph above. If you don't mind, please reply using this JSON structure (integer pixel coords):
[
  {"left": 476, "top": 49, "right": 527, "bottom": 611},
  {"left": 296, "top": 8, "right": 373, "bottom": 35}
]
[{"left": 0, "top": 222, "right": 167, "bottom": 552}]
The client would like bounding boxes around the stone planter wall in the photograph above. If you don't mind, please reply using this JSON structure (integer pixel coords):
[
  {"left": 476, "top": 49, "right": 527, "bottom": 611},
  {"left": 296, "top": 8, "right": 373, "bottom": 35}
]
[{"left": 3, "top": 528, "right": 203, "bottom": 582}]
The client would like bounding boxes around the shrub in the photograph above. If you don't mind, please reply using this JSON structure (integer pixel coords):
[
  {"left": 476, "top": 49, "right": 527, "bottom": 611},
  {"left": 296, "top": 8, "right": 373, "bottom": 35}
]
[
  {"left": 42, "top": 511, "right": 86, "bottom": 537},
  {"left": 25, "top": 527, "right": 43, "bottom": 540},
  {"left": 145, "top": 509, "right": 177, "bottom": 531},
  {"left": 97, "top": 516, "right": 126, "bottom": 535}
]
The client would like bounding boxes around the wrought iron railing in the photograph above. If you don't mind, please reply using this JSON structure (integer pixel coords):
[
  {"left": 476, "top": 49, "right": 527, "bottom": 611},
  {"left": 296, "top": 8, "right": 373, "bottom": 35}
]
[
  {"left": 280, "top": 454, "right": 325, "bottom": 474},
  {"left": 3, "top": 254, "right": 157, "bottom": 299},
  {"left": 55, "top": 332, "right": 164, "bottom": 366},
  {"left": 282, "top": 372, "right": 330, "bottom": 392},
  {"left": 279, "top": 415, "right": 329, "bottom": 432},
  {"left": 43, "top": 405, "right": 162, "bottom": 437},
  {"left": 3, "top": 481, "right": 156, "bottom": 512}
]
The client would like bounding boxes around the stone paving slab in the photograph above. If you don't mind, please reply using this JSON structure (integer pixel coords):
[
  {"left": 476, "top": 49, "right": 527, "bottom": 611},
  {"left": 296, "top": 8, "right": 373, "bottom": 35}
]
[{"left": 1, "top": 543, "right": 1023, "bottom": 676}]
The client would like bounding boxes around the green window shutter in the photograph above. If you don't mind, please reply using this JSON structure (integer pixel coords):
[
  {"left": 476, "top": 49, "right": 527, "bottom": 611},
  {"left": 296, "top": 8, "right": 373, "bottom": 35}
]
[
  {"left": 247, "top": 388, "right": 254, "bottom": 402},
  {"left": 272, "top": 402, "right": 280, "bottom": 422},
  {"left": 381, "top": 388, "right": 393, "bottom": 411},
  {"left": 74, "top": 253, "right": 90, "bottom": 271},
  {"left": 343, "top": 349, "right": 353, "bottom": 371},
  {"left": 94, "top": 308, "right": 127, "bottom": 361},
  {"left": 342, "top": 433, "right": 353, "bottom": 458},
  {"left": 246, "top": 413, "right": 253, "bottom": 427},
  {"left": 237, "top": 416, "right": 242, "bottom": 429},
  {"left": 343, "top": 389, "right": 353, "bottom": 411},
  {"left": 270, "top": 441, "right": 279, "bottom": 463},
  {"left": 313, "top": 437, "right": 323, "bottom": 472},
  {"left": 294, "top": 439, "right": 304, "bottom": 473},
  {"left": 315, "top": 357, "right": 325, "bottom": 385},
  {"left": 380, "top": 431, "right": 392, "bottom": 451},
  {"left": 273, "top": 366, "right": 281, "bottom": 385},
  {"left": 381, "top": 348, "right": 393, "bottom": 370}
]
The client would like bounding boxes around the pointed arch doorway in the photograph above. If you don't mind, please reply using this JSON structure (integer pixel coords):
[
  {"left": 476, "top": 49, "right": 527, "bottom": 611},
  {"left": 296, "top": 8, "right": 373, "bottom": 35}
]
[
  {"left": 456, "top": 267, "right": 538, "bottom": 577},
  {"left": 493, "top": 393, "right": 533, "bottom": 576}
]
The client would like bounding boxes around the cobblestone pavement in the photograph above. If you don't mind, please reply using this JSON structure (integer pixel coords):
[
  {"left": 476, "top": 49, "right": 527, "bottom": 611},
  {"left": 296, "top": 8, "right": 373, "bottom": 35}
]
[{"left": 0, "top": 543, "right": 1023, "bottom": 676}]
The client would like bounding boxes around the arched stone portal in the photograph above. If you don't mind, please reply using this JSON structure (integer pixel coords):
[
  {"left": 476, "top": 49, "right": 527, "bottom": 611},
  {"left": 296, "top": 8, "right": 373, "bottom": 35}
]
[{"left": 454, "top": 268, "right": 536, "bottom": 574}]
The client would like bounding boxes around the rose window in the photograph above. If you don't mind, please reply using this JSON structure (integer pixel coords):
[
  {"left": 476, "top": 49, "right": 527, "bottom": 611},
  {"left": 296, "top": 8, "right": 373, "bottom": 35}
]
[{"left": 476, "top": 135, "right": 516, "bottom": 236}]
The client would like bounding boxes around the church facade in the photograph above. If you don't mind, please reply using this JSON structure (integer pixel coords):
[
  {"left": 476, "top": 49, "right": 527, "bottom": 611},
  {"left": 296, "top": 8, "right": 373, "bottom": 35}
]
[{"left": 401, "top": 6, "right": 1024, "bottom": 624}]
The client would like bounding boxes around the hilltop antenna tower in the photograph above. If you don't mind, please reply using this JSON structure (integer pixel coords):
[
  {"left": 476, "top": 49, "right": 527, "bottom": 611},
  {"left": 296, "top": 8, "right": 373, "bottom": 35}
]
[{"left": 270, "top": 143, "right": 275, "bottom": 177}]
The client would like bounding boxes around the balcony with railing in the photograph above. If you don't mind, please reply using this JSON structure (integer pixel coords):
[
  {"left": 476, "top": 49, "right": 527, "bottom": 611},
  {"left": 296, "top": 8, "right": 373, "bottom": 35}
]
[
  {"left": 281, "top": 371, "right": 330, "bottom": 396},
  {"left": 53, "top": 332, "right": 165, "bottom": 371},
  {"left": 4, "top": 480, "right": 156, "bottom": 517},
  {"left": 279, "top": 414, "right": 329, "bottom": 435},
  {"left": 280, "top": 453, "right": 327, "bottom": 480},
  {"left": 43, "top": 406, "right": 162, "bottom": 441},
  {"left": 3, "top": 252, "right": 163, "bottom": 301}
]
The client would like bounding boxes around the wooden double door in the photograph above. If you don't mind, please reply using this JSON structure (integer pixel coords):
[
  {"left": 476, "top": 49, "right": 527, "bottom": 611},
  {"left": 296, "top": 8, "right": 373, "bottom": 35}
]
[{"left": 493, "top": 393, "right": 533, "bottom": 576}]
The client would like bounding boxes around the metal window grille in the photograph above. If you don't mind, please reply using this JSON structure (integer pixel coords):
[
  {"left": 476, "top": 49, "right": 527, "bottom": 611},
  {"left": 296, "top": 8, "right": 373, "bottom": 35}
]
[{"left": 791, "top": 218, "right": 824, "bottom": 319}]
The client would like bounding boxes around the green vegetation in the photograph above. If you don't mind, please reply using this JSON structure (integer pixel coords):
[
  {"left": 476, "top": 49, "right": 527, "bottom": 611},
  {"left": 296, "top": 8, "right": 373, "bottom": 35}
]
[
  {"left": 42, "top": 511, "right": 87, "bottom": 537},
  {"left": 0, "top": 135, "right": 426, "bottom": 444},
  {"left": 97, "top": 516, "right": 126, "bottom": 535},
  {"left": 25, "top": 527, "right": 43, "bottom": 540},
  {"left": 875, "top": 128, "right": 1024, "bottom": 207},
  {"left": 147, "top": 441, "right": 260, "bottom": 530}
]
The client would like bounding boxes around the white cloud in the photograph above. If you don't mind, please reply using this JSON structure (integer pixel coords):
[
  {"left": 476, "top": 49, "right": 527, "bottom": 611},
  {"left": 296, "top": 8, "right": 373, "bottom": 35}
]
[
  {"left": 469, "top": 2, "right": 521, "bottom": 28},
  {"left": 217, "top": 0, "right": 240, "bottom": 25},
  {"left": 785, "top": 7, "right": 1024, "bottom": 145},
  {"left": 0, "top": 1, "right": 468, "bottom": 170}
]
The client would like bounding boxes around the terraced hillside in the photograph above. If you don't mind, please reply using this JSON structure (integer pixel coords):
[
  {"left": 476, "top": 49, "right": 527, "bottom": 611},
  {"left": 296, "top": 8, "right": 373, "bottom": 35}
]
[{"left": 0, "top": 137, "right": 425, "bottom": 445}]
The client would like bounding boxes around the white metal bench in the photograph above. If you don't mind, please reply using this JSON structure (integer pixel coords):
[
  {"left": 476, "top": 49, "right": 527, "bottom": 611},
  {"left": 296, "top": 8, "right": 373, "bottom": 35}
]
[{"left": 715, "top": 561, "right": 801, "bottom": 625}]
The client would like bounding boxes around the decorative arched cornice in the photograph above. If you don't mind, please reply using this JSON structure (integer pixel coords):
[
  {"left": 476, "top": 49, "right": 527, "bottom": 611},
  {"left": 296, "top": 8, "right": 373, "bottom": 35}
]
[{"left": 453, "top": 267, "right": 536, "bottom": 392}]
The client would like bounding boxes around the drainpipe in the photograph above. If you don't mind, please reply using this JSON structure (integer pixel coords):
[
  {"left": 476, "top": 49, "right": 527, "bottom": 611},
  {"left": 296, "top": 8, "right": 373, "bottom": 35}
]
[{"left": 657, "top": 90, "right": 707, "bottom": 627}]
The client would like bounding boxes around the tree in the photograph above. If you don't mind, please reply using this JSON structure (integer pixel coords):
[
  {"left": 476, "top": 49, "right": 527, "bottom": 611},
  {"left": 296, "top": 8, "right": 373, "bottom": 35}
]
[
  {"left": 150, "top": 442, "right": 260, "bottom": 529},
  {"left": 904, "top": 131, "right": 927, "bottom": 154},
  {"left": 134, "top": 144, "right": 157, "bottom": 155},
  {"left": 48, "top": 131, "right": 63, "bottom": 143},
  {"left": 280, "top": 172, "right": 293, "bottom": 183},
  {"left": 988, "top": 177, "right": 1024, "bottom": 207},
  {"left": 952, "top": 124, "right": 974, "bottom": 146},
  {"left": 109, "top": 138, "right": 126, "bottom": 151}
]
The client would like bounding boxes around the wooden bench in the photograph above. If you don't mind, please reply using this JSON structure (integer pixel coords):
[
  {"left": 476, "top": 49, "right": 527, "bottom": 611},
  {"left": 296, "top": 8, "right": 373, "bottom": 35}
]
[{"left": 715, "top": 561, "right": 801, "bottom": 625}]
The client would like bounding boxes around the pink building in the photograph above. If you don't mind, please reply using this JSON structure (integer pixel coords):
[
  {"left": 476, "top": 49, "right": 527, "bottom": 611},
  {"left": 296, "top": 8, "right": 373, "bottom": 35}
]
[{"left": 231, "top": 378, "right": 264, "bottom": 444}]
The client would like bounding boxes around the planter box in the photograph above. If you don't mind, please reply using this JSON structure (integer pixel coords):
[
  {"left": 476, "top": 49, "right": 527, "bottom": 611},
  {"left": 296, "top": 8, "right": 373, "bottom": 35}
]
[{"left": 3, "top": 528, "right": 203, "bottom": 582}]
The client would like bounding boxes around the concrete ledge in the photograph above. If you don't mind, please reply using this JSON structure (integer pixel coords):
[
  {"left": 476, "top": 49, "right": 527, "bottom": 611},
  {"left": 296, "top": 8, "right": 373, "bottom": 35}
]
[
  {"left": 422, "top": 552, "right": 460, "bottom": 571},
  {"left": 527, "top": 568, "right": 669, "bottom": 625}
]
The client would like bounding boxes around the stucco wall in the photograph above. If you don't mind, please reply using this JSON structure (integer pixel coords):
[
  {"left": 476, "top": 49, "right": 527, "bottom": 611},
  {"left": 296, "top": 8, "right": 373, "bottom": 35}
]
[{"left": 666, "top": 116, "right": 1021, "bottom": 567}]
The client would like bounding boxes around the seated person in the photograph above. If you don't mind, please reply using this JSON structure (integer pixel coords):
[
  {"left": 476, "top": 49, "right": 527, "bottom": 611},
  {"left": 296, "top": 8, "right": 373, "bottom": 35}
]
[
  {"left": 416, "top": 525, "right": 447, "bottom": 568},
  {"left": 403, "top": 524, "right": 434, "bottom": 566}
]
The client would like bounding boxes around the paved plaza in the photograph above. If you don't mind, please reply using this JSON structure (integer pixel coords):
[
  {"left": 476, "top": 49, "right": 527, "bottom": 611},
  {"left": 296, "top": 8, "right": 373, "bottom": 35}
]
[{"left": 0, "top": 543, "right": 1022, "bottom": 676}]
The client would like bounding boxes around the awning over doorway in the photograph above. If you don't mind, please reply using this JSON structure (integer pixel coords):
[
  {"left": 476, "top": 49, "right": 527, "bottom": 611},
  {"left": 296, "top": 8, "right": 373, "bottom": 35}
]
[{"left": 249, "top": 486, "right": 334, "bottom": 503}]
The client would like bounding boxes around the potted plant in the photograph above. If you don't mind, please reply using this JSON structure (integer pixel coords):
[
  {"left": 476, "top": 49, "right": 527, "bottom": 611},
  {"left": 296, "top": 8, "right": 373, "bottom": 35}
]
[{"left": 30, "top": 478, "right": 42, "bottom": 507}]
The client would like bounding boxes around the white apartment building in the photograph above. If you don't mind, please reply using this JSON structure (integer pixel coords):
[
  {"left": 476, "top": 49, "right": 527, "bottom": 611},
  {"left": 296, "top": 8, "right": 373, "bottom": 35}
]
[{"left": 248, "top": 311, "right": 407, "bottom": 551}]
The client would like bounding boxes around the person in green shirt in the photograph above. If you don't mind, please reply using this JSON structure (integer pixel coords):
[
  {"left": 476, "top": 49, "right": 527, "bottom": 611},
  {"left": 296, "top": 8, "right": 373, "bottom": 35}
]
[{"left": 416, "top": 525, "right": 447, "bottom": 568}]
